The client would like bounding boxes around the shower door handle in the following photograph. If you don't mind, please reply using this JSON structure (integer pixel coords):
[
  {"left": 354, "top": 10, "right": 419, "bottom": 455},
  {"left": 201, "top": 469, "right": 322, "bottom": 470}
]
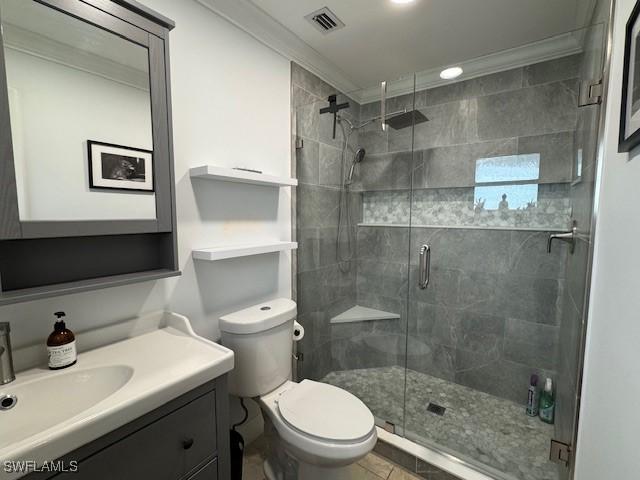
[
  {"left": 381, "top": 81, "right": 387, "bottom": 132},
  {"left": 419, "top": 244, "right": 431, "bottom": 289}
]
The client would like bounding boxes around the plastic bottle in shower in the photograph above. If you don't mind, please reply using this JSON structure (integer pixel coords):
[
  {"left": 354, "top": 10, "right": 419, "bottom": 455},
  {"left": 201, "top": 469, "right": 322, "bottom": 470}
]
[
  {"left": 539, "top": 377, "right": 555, "bottom": 424},
  {"left": 526, "top": 374, "right": 540, "bottom": 417}
]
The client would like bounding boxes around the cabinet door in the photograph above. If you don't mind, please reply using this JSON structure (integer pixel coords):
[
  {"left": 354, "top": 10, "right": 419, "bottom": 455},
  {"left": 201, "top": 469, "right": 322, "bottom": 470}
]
[
  {"left": 54, "top": 391, "right": 217, "bottom": 480},
  {"left": 186, "top": 458, "right": 217, "bottom": 480}
]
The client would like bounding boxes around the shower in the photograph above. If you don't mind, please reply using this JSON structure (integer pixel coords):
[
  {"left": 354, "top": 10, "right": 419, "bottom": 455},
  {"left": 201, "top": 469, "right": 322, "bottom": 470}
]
[{"left": 334, "top": 109, "right": 428, "bottom": 270}]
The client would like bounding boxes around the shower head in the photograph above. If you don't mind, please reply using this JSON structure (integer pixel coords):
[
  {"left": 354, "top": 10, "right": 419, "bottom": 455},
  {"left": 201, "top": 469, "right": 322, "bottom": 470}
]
[
  {"left": 346, "top": 147, "right": 366, "bottom": 185},
  {"left": 385, "top": 109, "right": 429, "bottom": 130}
]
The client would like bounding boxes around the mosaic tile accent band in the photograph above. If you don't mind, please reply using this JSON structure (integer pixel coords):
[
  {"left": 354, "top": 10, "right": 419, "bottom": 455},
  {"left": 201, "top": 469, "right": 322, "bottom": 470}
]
[{"left": 362, "top": 184, "right": 572, "bottom": 231}]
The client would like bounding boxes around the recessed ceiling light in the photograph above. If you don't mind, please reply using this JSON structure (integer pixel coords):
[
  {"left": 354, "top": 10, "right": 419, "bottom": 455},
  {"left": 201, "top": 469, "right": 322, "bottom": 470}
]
[
  {"left": 390, "top": 0, "right": 416, "bottom": 4},
  {"left": 440, "top": 67, "right": 463, "bottom": 80}
]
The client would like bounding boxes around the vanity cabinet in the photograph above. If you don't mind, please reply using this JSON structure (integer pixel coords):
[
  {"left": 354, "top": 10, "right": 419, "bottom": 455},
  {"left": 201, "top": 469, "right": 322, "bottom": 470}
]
[
  {"left": 25, "top": 377, "right": 230, "bottom": 480},
  {"left": 0, "top": 0, "right": 180, "bottom": 304}
]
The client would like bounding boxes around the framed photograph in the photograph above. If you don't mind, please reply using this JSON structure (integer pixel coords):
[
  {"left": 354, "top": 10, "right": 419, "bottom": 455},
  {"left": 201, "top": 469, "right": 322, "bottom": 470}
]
[
  {"left": 620, "top": 0, "right": 640, "bottom": 152},
  {"left": 87, "top": 140, "right": 154, "bottom": 192}
]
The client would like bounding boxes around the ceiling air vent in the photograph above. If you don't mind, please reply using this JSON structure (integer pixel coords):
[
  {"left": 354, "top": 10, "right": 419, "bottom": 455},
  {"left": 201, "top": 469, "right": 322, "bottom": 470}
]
[{"left": 304, "top": 7, "right": 345, "bottom": 34}]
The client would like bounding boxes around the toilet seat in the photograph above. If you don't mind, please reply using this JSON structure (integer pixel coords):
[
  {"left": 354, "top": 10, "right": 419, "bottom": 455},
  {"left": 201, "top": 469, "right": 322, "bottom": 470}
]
[
  {"left": 259, "top": 380, "right": 377, "bottom": 468},
  {"left": 277, "top": 380, "right": 375, "bottom": 442}
]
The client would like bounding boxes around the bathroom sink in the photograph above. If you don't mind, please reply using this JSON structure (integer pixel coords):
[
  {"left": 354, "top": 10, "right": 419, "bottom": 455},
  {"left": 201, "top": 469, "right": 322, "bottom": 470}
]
[
  {"left": 0, "top": 311, "right": 234, "bottom": 479},
  {"left": 0, "top": 365, "right": 133, "bottom": 450}
]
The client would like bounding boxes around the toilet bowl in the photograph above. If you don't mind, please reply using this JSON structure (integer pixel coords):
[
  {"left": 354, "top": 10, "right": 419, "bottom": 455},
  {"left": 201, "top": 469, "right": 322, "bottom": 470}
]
[
  {"left": 260, "top": 380, "right": 376, "bottom": 473},
  {"left": 220, "top": 299, "right": 377, "bottom": 479}
]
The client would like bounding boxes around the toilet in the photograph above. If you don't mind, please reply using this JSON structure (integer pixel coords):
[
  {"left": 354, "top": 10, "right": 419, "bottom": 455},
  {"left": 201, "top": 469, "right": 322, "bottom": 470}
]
[{"left": 220, "top": 298, "right": 377, "bottom": 480}]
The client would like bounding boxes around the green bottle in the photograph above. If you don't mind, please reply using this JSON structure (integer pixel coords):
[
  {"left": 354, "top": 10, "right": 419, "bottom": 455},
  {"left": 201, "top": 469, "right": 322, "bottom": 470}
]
[{"left": 539, "top": 377, "right": 555, "bottom": 424}]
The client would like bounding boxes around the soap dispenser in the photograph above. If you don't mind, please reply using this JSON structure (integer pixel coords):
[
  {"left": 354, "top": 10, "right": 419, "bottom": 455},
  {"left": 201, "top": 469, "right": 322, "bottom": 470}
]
[{"left": 47, "top": 311, "right": 77, "bottom": 370}]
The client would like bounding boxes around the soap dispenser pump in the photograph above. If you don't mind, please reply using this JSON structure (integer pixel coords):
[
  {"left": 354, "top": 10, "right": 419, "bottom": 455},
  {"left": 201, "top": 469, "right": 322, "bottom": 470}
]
[{"left": 47, "top": 311, "right": 77, "bottom": 370}]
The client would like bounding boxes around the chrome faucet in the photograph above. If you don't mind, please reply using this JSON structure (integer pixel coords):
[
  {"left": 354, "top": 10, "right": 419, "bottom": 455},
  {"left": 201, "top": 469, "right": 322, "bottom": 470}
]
[
  {"left": 547, "top": 221, "right": 577, "bottom": 255},
  {"left": 0, "top": 323, "right": 15, "bottom": 384}
]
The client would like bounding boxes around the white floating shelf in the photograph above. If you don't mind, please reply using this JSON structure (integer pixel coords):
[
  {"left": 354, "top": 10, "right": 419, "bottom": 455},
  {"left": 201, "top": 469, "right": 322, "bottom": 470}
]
[
  {"left": 193, "top": 241, "right": 298, "bottom": 261},
  {"left": 330, "top": 305, "right": 400, "bottom": 324},
  {"left": 190, "top": 165, "right": 297, "bottom": 187}
]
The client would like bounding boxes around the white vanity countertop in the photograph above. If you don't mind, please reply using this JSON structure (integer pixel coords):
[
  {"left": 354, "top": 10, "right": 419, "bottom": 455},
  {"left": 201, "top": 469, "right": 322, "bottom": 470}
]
[{"left": 0, "top": 312, "right": 234, "bottom": 479}]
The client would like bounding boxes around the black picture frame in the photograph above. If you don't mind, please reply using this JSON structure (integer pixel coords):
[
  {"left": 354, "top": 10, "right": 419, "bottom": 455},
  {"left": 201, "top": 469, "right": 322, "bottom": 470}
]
[
  {"left": 87, "top": 140, "right": 154, "bottom": 192},
  {"left": 620, "top": 0, "right": 640, "bottom": 152}
]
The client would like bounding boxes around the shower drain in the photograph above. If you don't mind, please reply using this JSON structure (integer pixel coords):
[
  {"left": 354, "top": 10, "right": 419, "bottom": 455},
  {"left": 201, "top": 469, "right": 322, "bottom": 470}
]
[
  {"left": 0, "top": 394, "right": 17, "bottom": 410},
  {"left": 427, "top": 402, "right": 446, "bottom": 416}
]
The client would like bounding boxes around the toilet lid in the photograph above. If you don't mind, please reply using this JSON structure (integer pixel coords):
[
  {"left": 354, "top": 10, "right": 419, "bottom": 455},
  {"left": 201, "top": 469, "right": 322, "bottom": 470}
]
[{"left": 277, "top": 380, "right": 375, "bottom": 442}]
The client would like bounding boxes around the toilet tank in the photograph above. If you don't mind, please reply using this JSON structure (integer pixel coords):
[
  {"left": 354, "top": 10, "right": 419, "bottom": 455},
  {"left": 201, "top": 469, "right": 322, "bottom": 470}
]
[{"left": 219, "top": 298, "right": 297, "bottom": 397}]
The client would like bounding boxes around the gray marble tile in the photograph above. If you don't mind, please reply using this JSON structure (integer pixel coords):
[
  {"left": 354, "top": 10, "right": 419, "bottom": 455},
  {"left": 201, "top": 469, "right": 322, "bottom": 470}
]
[
  {"left": 411, "top": 100, "right": 478, "bottom": 150},
  {"left": 291, "top": 61, "right": 337, "bottom": 99},
  {"left": 477, "top": 80, "right": 578, "bottom": 140},
  {"left": 297, "top": 263, "right": 355, "bottom": 314},
  {"left": 352, "top": 151, "right": 414, "bottom": 191},
  {"left": 359, "top": 120, "right": 389, "bottom": 155},
  {"left": 504, "top": 318, "right": 559, "bottom": 370},
  {"left": 498, "top": 274, "right": 562, "bottom": 325},
  {"left": 292, "top": 83, "right": 320, "bottom": 109},
  {"left": 455, "top": 351, "right": 555, "bottom": 405},
  {"left": 296, "top": 138, "right": 319, "bottom": 185},
  {"left": 418, "top": 138, "right": 518, "bottom": 189},
  {"left": 299, "top": 341, "right": 332, "bottom": 380},
  {"left": 357, "top": 226, "right": 411, "bottom": 262},
  {"left": 295, "top": 101, "right": 320, "bottom": 141},
  {"left": 426, "top": 68, "right": 523, "bottom": 106},
  {"left": 412, "top": 228, "right": 512, "bottom": 273},
  {"left": 406, "top": 341, "right": 457, "bottom": 381},
  {"left": 508, "top": 230, "right": 567, "bottom": 279},
  {"left": 319, "top": 108, "right": 351, "bottom": 149},
  {"left": 518, "top": 131, "right": 574, "bottom": 183},
  {"left": 297, "top": 183, "right": 339, "bottom": 228},
  {"left": 319, "top": 143, "right": 343, "bottom": 187},
  {"left": 457, "top": 311, "right": 505, "bottom": 355},
  {"left": 296, "top": 227, "right": 319, "bottom": 273},
  {"left": 358, "top": 259, "right": 409, "bottom": 298},
  {"left": 457, "top": 270, "right": 502, "bottom": 315},
  {"left": 409, "top": 266, "right": 460, "bottom": 307},
  {"left": 523, "top": 55, "right": 581, "bottom": 86}
]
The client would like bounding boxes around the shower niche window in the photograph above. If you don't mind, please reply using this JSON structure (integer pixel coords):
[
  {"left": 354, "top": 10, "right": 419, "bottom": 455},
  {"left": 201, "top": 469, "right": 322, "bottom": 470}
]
[{"left": 474, "top": 154, "right": 541, "bottom": 211}]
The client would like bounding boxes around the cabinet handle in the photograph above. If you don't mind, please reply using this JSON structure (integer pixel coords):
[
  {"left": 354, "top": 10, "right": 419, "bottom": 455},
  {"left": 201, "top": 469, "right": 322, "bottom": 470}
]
[{"left": 182, "top": 438, "right": 194, "bottom": 450}]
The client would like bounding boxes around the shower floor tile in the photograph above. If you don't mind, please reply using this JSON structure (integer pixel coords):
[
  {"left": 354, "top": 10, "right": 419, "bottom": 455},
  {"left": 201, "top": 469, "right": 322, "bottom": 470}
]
[{"left": 323, "top": 366, "right": 559, "bottom": 480}]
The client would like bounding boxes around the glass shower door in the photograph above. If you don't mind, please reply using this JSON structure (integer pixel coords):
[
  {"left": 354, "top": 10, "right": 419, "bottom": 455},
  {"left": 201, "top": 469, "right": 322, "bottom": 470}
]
[
  {"left": 293, "top": 65, "right": 417, "bottom": 434},
  {"left": 402, "top": 22, "right": 608, "bottom": 480}
]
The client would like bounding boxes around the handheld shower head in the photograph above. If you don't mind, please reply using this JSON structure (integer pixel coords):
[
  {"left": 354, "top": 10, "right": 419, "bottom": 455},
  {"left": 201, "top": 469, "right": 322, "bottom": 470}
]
[{"left": 347, "top": 147, "right": 366, "bottom": 184}]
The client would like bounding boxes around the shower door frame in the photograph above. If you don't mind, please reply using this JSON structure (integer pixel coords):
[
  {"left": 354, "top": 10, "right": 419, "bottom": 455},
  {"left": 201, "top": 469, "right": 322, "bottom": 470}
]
[{"left": 396, "top": 4, "right": 617, "bottom": 479}]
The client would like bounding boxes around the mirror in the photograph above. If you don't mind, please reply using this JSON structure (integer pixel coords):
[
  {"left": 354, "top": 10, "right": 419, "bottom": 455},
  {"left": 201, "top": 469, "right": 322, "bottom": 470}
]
[{"left": 0, "top": 0, "right": 156, "bottom": 221}]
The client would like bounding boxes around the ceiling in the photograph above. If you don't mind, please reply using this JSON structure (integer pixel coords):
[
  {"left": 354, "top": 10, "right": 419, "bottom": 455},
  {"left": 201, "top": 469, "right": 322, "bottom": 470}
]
[{"left": 250, "top": 0, "right": 595, "bottom": 91}]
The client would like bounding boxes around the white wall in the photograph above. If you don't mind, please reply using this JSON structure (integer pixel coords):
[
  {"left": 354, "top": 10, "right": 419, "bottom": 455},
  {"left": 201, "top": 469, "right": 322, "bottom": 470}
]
[
  {"left": 575, "top": 0, "right": 640, "bottom": 477},
  {"left": 2, "top": 0, "right": 292, "bottom": 351}
]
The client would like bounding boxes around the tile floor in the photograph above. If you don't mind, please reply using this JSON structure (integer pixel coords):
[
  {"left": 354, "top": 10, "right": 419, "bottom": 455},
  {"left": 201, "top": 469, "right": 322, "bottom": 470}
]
[
  {"left": 323, "top": 366, "right": 559, "bottom": 480},
  {"left": 242, "top": 436, "right": 422, "bottom": 480}
]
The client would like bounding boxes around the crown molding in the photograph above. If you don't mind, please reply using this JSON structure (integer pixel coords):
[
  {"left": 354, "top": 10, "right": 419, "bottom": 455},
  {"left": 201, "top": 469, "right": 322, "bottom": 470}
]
[
  {"left": 196, "top": 0, "right": 586, "bottom": 105},
  {"left": 357, "top": 32, "right": 584, "bottom": 104},
  {"left": 195, "top": 0, "right": 359, "bottom": 95},
  {"left": 3, "top": 23, "right": 149, "bottom": 91}
]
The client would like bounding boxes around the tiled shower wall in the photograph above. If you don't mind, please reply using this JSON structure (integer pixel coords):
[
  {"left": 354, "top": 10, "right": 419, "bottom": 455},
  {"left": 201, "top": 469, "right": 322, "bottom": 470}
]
[
  {"left": 354, "top": 55, "right": 581, "bottom": 406},
  {"left": 294, "top": 52, "right": 590, "bottom": 406},
  {"left": 292, "top": 63, "right": 362, "bottom": 380}
]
